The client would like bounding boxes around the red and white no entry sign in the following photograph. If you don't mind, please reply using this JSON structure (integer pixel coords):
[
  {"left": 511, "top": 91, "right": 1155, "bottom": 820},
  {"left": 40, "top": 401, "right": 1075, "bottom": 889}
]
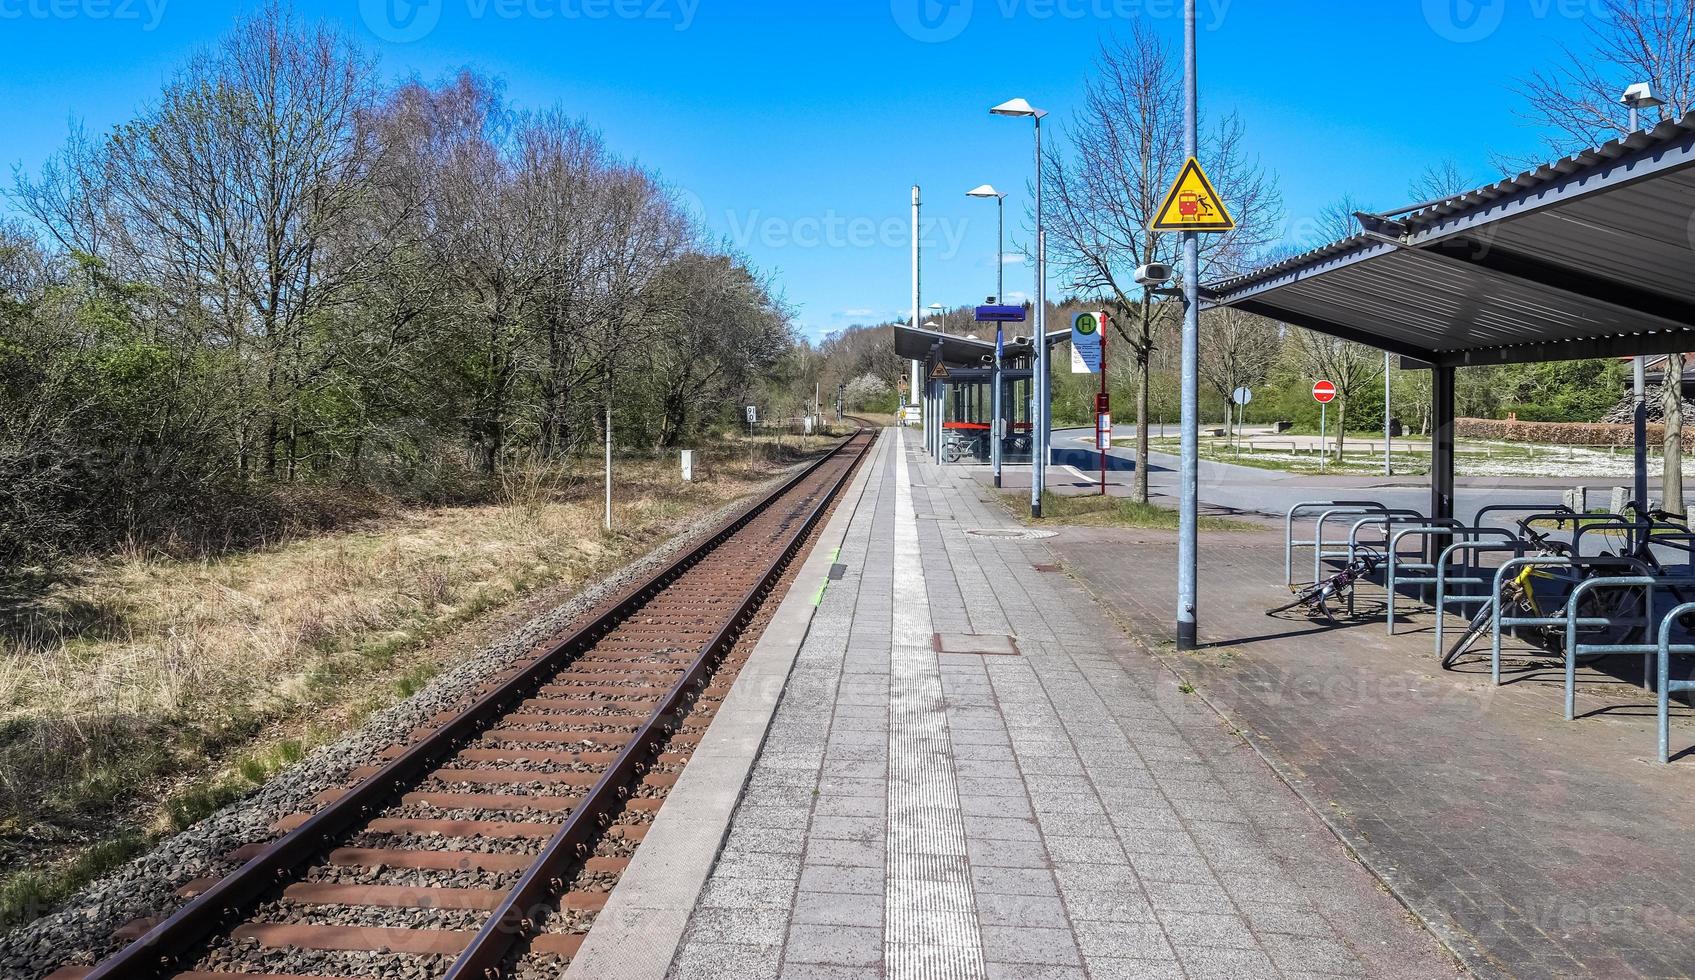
[{"left": 1312, "top": 380, "right": 1337, "bottom": 404}]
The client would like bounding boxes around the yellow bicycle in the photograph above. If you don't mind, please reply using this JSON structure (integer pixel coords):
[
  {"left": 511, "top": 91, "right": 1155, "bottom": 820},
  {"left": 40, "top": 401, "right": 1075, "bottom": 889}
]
[{"left": 1444, "top": 519, "right": 1644, "bottom": 668}]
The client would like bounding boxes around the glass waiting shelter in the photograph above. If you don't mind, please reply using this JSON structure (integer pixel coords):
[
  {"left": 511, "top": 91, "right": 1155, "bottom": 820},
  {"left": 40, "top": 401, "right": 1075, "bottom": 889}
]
[{"left": 893, "top": 323, "right": 1065, "bottom": 468}]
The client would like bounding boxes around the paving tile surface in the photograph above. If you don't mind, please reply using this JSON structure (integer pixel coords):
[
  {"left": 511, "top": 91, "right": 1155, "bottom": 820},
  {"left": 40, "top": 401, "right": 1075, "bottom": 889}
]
[
  {"left": 1051, "top": 518, "right": 1695, "bottom": 980},
  {"left": 669, "top": 430, "right": 1459, "bottom": 979}
]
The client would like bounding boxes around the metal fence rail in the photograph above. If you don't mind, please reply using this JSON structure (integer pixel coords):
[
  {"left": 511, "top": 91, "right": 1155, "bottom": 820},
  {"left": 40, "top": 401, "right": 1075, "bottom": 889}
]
[
  {"left": 1284, "top": 500, "right": 1405, "bottom": 588},
  {"left": 1655, "top": 603, "right": 1695, "bottom": 763},
  {"left": 1488, "top": 555, "right": 1654, "bottom": 686}
]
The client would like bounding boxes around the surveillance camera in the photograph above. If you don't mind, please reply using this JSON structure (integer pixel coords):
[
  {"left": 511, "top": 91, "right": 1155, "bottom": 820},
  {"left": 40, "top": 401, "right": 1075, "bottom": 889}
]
[
  {"left": 1013, "top": 336, "right": 1031, "bottom": 346},
  {"left": 1134, "top": 263, "right": 1176, "bottom": 287}
]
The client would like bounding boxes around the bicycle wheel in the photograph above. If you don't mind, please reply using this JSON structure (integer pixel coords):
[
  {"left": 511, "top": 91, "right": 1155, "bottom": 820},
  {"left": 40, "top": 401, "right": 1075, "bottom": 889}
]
[
  {"left": 1573, "top": 583, "right": 1647, "bottom": 649},
  {"left": 942, "top": 444, "right": 962, "bottom": 463},
  {"left": 1442, "top": 600, "right": 1495, "bottom": 668},
  {"left": 1267, "top": 586, "right": 1321, "bottom": 617}
]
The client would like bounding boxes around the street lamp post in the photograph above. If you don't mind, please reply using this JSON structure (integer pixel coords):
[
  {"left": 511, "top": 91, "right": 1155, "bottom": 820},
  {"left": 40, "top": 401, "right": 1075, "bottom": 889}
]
[
  {"left": 1623, "top": 82, "right": 1663, "bottom": 520},
  {"left": 969, "top": 184, "right": 1008, "bottom": 487},
  {"left": 991, "top": 98, "right": 1048, "bottom": 518}
]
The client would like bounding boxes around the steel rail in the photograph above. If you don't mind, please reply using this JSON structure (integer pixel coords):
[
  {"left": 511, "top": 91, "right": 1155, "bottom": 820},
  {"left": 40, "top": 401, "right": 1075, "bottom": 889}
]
[
  {"left": 445, "top": 428, "right": 872, "bottom": 978},
  {"left": 82, "top": 429, "right": 873, "bottom": 980}
]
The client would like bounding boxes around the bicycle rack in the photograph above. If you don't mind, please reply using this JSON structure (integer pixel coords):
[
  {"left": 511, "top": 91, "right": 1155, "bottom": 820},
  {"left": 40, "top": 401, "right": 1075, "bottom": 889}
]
[
  {"left": 1654, "top": 603, "right": 1695, "bottom": 763},
  {"left": 1345, "top": 511, "right": 1429, "bottom": 567},
  {"left": 1433, "top": 510, "right": 1608, "bottom": 660},
  {"left": 1383, "top": 523, "right": 1486, "bottom": 634},
  {"left": 1472, "top": 503, "right": 1583, "bottom": 531},
  {"left": 1288, "top": 498, "right": 1396, "bottom": 583},
  {"left": 1563, "top": 575, "right": 1668, "bottom": 721},
  {"left": 1488, "top": 554, "right": 1653, "bottom": 686},
  {"left": 1434, "top": 540, "right": 1528, "bottom": 658},
  {"left": 1339, "top": 512, "right": 1428, "bottom": 616}
]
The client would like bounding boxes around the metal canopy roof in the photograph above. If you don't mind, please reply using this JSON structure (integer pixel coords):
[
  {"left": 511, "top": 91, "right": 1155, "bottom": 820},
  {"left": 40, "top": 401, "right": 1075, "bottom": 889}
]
[
  {"left": 1208, "top": 113, "right": 1695, "bottom": 367},
  {"left": 891, "top": 324, "right": 1068, "bottom": 367}
]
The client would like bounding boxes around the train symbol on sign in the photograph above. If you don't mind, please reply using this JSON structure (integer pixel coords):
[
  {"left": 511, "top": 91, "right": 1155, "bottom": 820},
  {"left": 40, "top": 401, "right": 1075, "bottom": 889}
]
[{"left": 1152, "top": 157, "right": 1234, "bottom": 232}]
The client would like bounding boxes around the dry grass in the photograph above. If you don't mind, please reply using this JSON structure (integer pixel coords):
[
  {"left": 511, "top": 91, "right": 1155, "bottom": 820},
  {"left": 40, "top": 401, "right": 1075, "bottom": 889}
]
[{"left": 0, "top": 446, "right": 811, "bottom": 928}]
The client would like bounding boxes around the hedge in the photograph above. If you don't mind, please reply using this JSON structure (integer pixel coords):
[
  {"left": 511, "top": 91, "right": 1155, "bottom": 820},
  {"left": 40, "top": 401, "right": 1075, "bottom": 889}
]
[{"left": 1456, "top": 417, "right": 1695, "bottom": 450}]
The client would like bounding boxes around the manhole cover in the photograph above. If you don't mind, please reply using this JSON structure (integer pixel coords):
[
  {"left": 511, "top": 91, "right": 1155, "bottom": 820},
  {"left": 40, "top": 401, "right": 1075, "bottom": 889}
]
[{"left": 965, "top": 528, "right": 1057, "bottom": 540}]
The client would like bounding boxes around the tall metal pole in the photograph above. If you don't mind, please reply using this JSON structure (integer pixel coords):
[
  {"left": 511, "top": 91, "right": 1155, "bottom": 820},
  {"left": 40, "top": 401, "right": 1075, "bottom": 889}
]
[
  {"left": 1032, "top": 115, "right": 1047, "bottom": 519},
  {"left": 996, "top": 194, "right": 1005, "bottom": 302},
  {"left": 912, "top": 185, "right": 922, "bottom": 433},
  {"left": 993, "top": 194, "right": 1005, "bottom": 488},
  {"left": 1384, "top": 350, "right": 1393, "bottom": 476},
  {"left": 1099, "top": 313, "right": 1109, "bottom": 496},
  {"left": 1176, "top": 0, "right": 1200, "bottom": 649},
  {"left": 1629, "top": 102, "right": 1649, "bottom": 517}
]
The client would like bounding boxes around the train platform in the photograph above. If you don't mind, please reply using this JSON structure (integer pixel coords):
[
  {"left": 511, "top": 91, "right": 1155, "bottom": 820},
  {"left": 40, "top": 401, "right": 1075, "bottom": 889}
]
[{"left": 593, "top": 427, "right": 1460, "bottom": 980}]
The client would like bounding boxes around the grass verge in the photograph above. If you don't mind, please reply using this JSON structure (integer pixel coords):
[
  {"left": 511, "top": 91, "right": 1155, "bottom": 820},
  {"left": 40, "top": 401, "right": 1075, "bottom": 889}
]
[{"left": 998, "top": 491, "right": 1258, "bottom": 531}]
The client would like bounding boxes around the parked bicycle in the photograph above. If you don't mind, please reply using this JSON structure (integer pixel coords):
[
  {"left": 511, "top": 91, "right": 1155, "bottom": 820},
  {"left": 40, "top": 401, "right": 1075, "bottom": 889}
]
[
  {"left": 941, "top": 431, "right": 985, "bottom": 463},
  {"left": 1267, "top": 545, "right": 1383, "bottom": 623},
  {"left": 1442, "top": 511, "right": 1684, "bottom": 668}
]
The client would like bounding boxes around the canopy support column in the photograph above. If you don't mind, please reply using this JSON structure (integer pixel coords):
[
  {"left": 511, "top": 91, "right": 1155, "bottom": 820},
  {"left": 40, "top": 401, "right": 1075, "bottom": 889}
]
[{"left": 1430, "top": 364, "right": 1456, "bottom": 558}]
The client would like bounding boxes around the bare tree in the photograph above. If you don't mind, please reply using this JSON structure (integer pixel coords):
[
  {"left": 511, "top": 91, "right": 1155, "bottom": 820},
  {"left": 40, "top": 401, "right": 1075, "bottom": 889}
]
[
  {"left": 1294, "top": 329, "right": 1384, "bottom": 461},
  {"left": 1519, "top": 0, "right": 1694, "bottom": 508},
  {"left": 1667, "top": 355, "right": 1686, "bottom": 512},
  {"left": 1043, "top": 23, "right": 1281, "bottom": 502},
  {"left": 11, "top": 121, "right": 112, "bottom": 260},
  {"left": 101, "top": 3, "right": 378, "bottom": 479},
  {"left": 1198, "top": 307, "right": 1280, "bottom": 438},
  {"left": 1519, "top": 0, "right": 1694, "bottom": 155}
]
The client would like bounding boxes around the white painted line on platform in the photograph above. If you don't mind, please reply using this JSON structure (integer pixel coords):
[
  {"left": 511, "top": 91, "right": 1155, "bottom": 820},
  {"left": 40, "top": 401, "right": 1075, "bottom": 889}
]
[{"left": 886, "top": 426, "right": 988, "bottom": 978}]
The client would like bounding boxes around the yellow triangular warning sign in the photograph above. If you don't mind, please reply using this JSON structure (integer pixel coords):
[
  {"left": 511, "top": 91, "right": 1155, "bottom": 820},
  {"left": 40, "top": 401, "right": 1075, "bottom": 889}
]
[
  {"left": 929, "top": 361, "right": 950, "bottom": 379},
  {"left": 1151, "top": 157, "right": 1234, "bottom": 233}
]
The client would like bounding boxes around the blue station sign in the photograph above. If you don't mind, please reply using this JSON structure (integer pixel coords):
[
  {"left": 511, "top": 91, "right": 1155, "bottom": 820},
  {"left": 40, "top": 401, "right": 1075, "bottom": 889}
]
[{"left": 974, "top": 304, "right": 1027, "bottom": 323}]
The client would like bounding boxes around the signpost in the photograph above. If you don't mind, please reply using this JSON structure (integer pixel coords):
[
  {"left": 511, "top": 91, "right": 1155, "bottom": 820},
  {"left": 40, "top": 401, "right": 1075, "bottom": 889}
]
[
  {"left": 1161, "top": 0, "right": 1230, "bottom": 649},
  {"left": 1313, "top": 380, "right": 1336, "bottom": 469},
  {"left": 1071, "top": 312, "right": 1110, "bottom": 495},
  {"left": 1231, "top": 386, "right": 1252, "bottom": 452}
]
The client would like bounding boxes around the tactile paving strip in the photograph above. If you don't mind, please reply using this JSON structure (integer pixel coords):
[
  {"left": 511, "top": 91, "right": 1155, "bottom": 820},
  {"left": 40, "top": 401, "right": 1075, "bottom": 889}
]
[{"left": 884, "top": 428, "right": 988, "bottom": 979}]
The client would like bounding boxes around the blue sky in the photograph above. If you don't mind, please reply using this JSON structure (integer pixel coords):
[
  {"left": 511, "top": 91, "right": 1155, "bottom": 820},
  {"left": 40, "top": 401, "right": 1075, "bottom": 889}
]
[{"left": 0, "top": 0, "right": 1605, "bottom": 340}]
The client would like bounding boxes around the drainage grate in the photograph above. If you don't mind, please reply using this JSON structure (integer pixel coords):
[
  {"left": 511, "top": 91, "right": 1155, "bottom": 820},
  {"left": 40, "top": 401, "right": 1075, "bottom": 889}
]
[
  {"left": 965, "top": 528, "right": 1057, "bottom": 541},
  {"left": 1033, "top": 563, "right": 1062, "bottom": 573},
  {"left": 932, "top": 632, "right": 1021, "bottom": 656}
]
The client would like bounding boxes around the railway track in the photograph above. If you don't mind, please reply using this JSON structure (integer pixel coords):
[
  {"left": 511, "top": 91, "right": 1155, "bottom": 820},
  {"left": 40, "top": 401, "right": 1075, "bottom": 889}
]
[{"left": 51, "top": 429, "right": 876, "bottom": 980}]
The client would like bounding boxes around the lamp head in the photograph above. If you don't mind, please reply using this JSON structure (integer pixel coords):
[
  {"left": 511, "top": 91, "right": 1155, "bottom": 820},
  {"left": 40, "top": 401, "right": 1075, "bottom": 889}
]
[
  {"left": 1621, "top": 82, "right": 1664, "bottom": 108},
  {"left": 990, "top": 98, "right": 1047, "bottom": 119},
  {"left": 967, "top": 183, "right": 1004, "bottom": 199}
]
